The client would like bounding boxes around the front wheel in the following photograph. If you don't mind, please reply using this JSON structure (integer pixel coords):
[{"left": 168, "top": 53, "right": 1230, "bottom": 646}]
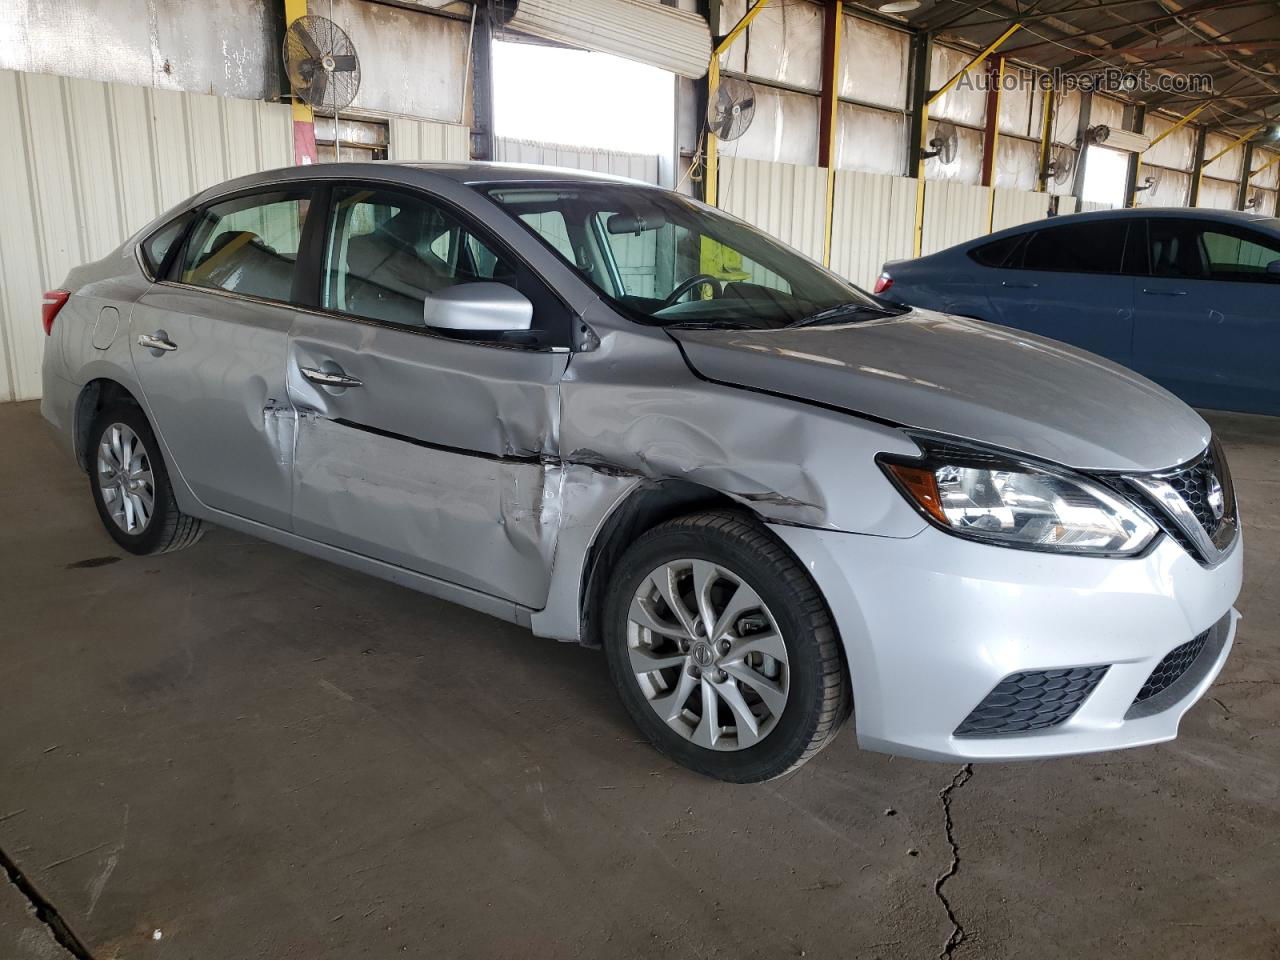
[
  {"left": 603, "top": 511, "right": 850, "bottom": 782},
  {"left": 88, "top": 402, "right": 203, "bottom": 555}
]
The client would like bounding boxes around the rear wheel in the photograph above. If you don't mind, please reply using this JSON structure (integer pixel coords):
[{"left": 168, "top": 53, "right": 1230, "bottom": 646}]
[
  {"left": 88, "top": 402, "right": 203, "bottom": 555},
  {"left": 603, "top": 511, "right": 850, "bottom": 782}
]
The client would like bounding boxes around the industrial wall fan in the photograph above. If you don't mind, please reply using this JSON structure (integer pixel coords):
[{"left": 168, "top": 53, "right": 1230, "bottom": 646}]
[
  {"left": 924, "top": 122, "right": 958, "bottom": 165},
  {"left": 1048, "top": 145, "right": 1076, "bottom": 186},
  {"left": 708, "top": 77, "right": 756, "bottom": 141},
  {"left": 283, "top": 15, "right": 361, "bottom": 159}
]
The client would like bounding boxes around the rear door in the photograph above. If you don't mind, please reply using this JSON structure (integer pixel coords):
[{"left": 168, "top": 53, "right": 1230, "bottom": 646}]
[
  {"left": 286, "top": 183, "right": 572, "bottom": 608},
  {"left": 984, "top": 218, "right": 1137, "bottom": 365},
  {"left": 1132, "top": 218, "right": 1280, "bottom": 413},
  {"left": 130, "top": 186, "right": 315, "bottom": 530}
]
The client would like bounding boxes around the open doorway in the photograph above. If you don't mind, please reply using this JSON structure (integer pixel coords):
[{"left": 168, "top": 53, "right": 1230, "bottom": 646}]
[{"left": 490, "top": 40, "right": 674, "bottom": 163}]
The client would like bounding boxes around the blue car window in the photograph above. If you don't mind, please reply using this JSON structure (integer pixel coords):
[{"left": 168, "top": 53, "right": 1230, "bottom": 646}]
[{"left": 1020, "top": 220, "right": 1128, "bottom": 275}]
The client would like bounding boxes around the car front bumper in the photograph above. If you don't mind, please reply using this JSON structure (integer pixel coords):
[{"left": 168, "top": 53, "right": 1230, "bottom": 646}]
[{"left": 770, "top": 523, "right": 1242, "bottom": 762}]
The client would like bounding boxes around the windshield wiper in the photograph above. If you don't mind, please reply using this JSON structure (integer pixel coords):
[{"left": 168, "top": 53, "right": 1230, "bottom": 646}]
[
  {"left": 664, "top": 319, "right": 759, "bottom": 331},
  {"left": 787, "top": 301, "right": 908, "bottom": 328}
]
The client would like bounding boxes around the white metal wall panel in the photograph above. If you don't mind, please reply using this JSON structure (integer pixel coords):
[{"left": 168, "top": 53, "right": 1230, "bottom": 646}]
[
  {"left": 723, "top": 85, "right": 820, "bottom": 167},
  {"left": 0, "top": 69, "right": 292, "bottom": 401},
  {"left": 840, "top": 15, "right": 908, "bottom": 110},
  {"left": 835, "top": 103, "right": 907, "bottom": 177},
  {"left": 921, "top": 180, "right": 990, "bottom": 255},
  {"left": 929, "top": 45, "right": 986, "bottom": 128},
  {"left": 718, "top": 157, "right": 827, "bottom": 262},
  {"left": 493, "top": 138, "right": 660, "bottom": 183},
  {"left": 1197, "top": 177, "right": 1238, "bottom": 211},
  {"left": 1136, "top": 168, "right": 1191, "bottom": 207},
  {"left": 718, "top": 0, "right": 823, "bottom": 92},
  {"left": 829, "top": 170, "right": 918, "bottom": 288},
  {"left": 1203, "top": 133, "right": 1244, "bottom": 181},
  {"left": 992, "top": 189, "right": 1051, "bottom": 232},
  {"left": 1058, "top": 196, "right": 1078, "bottom": 215},
  {"left": 1080, "top": 200, "right": 1115, "bottom": 212},
  {"left": 1251, "top": 151, "right": 1279, "bottom": 189},
  {"left": 1143, "top": 114, "right": 1195, "bottom": 171},
  {"left": 387, "top": 117, "right": 471, "bottom": 163},
  {"left": 995, "top": 137, "right": 1039, "bottom": 191}
]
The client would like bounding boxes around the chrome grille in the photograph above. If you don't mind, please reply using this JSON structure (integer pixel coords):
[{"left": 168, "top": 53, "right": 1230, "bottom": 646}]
[{"left": 1120, "top": 438, "right": 1238, "bottom": 566}]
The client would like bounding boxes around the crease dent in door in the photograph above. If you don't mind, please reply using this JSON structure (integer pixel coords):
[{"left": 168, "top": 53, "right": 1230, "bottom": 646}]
[{"left": 294, "top": 414, "right": 564, "bottom": 605}]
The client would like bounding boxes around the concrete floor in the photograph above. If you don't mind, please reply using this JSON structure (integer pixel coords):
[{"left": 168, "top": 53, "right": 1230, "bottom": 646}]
[{"left": 2, "top": 400, "right": 1278, "bottom": 960}]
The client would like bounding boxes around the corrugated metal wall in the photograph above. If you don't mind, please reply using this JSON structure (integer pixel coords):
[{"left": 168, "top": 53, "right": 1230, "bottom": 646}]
[
  {"left": 830, "top": 170, "right": 917, "bottom": 288},
  {"left": 387, "top": 118, "right": 472, "bottom": 163},
  {"left": 921, "top": 180, "right": 990, "bottom": 255},
  {"left": 992, "top": 188, "right": 1052, "bottom": 233},
  {"left": 718, "top": 156, "right": 826, "bottom": 261},
  {"left": 0, "top": 69, "right": 294, "bottom": 402},
  {"left": 494, "top": 137, "right": 660, "bottom": 183}
]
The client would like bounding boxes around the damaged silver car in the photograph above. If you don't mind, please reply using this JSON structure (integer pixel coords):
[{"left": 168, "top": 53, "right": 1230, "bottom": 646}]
[{"left": 42, "top": 163, "right": 1242, "bottom": 782}]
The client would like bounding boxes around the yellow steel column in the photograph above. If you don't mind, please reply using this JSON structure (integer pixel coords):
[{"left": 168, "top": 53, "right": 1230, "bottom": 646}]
[
  {"left": 820, "top": 3, "right": 843, "bottom": 267},
  {"left": 913, "top": 22, "right": 1020, "bottom": 256},
  {"left": 1195, "top": 123, "right": 1265, "bottom": 201}
]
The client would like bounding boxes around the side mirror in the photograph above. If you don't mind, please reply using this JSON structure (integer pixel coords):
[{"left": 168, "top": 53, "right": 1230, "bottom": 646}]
[
  {"left": 423, "top": 282, "right": 533, "bottom": 332},
  {"left": 1267, "top": 259, "right": 1280, "bottom": 278}
]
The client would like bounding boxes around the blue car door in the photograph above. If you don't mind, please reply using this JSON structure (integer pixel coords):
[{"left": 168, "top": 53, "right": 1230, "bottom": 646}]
[
  {"left": 1131, "top": 218, "right": 1280, "bottom": 415},
  {"left": 985, "top": 218, "right": 1138, "bottom": 366}
]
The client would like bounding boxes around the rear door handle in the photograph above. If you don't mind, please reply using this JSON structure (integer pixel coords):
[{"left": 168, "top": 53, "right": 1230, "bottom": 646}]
[
  {"left": 300, "top": 366, "right": 363, "bottom": 388},
  {"left": 1001, "top": 280, "right": 1039, "bottom": 289},
  {"left": 1142, "top": 288, "right": 1188, "bottom": 296},
  {"left": 137, "top": 333, "right": 178, "bottom": 352}
]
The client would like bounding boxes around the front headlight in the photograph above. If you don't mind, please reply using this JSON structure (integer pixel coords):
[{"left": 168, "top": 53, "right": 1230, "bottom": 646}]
[{"left": 879, "top": 437, "right": 1159, "bottom": 556}]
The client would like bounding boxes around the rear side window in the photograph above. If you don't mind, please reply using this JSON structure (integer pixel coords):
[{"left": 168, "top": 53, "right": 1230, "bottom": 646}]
[
  {"left": 179, "top": 190, "right": 312, "bottom": 303},
  {"left": 968, "top": 234, "right": 1023, "bottom": 268},
  {"left": 1020, "top": 220, "right": 1129, "bottom": 274},
  {"left": 139, "top": 213, "right": 193, "bottom": 278},
  {"left": 1201, "top": 228, "right": 1280, "bottom": 282}
]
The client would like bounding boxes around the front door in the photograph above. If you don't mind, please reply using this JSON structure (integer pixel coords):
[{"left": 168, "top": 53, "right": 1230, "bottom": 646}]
[
  {"left": 1131, "top": 217, "right": 1280, "bottom": 414},
  {"left": 985, "top": 217, "right": 1137, "bottom": 366},
  {"left": 130, "top": 187, "right": 316, "bottom": 530},
  {"left": 287, "top": 183, "right": 572, "bottom": 608}
]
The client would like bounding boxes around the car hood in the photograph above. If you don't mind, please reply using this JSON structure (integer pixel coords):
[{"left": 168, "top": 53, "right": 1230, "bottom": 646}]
[{"left": 669, "top": 309, "right": 1209, "bottom": 473}]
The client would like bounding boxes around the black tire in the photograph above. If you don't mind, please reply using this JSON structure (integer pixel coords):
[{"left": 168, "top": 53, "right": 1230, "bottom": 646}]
[
  {"left": 602, "top": 510, "right": 850, "bottom": 783},
  {"left": 87, "top": 402, "right": 203, "bottom": 556}
]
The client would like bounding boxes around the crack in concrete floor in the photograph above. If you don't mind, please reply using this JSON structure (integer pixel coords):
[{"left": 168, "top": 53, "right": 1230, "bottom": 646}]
[
  {"left": 934, "top": 764, "right": 975, "bottom": 959},
  {"left": 0, "top": 845, "right": 95, "bottom": 959}
]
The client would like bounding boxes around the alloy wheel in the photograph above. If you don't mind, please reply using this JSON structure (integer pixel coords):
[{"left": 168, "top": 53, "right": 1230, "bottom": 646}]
[
  {"left": 96, "top": 422, "right": 155, "bottom": 534},
  {"left": 627, "top": 558, "right": 789, "bottom": 751}
]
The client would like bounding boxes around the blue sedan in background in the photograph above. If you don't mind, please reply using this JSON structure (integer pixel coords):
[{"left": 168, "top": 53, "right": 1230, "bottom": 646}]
[{"left": 875, "top": 208, "right": 1280, "bottom": 416}]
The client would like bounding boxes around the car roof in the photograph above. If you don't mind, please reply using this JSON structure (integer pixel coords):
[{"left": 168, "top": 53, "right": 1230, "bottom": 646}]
[{"left": 961, "top": 204, "right": 1279, "bottom": 250}]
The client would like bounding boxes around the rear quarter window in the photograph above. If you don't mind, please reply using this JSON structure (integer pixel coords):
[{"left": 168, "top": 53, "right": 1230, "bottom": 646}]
[
  {"left": 968, "top": 234, "right": 1024, "bottom": 268},
  {"left": 139, "top": 213, "right": 194, "bottom": 279}
]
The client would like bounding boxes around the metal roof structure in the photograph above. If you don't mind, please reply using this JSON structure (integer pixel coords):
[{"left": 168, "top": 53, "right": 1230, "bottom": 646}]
[{"left": 845, "top": 0, "right": 1280, "bottom": 133}]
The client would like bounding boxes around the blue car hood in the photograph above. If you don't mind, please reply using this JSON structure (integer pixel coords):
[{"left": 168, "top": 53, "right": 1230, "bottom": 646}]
[{"left": 670, "top": 308, "right": 1210, "bottom": 473}]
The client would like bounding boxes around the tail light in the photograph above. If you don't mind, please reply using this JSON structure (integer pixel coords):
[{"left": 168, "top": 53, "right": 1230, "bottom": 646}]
[
  {"left": 873, "top": 272, "right": 894, "bottom": 295},
  {"left": 42, "top": 290, "right": 70, "bottom": 336}
]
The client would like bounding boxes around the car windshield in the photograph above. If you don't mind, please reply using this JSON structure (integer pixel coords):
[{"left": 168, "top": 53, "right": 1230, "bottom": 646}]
[{"left": 483, "top": 183, "right": 896, "bottom": 329}]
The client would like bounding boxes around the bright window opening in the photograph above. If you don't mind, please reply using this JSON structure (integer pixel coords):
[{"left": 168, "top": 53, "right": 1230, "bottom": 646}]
[
  {"left": 491, "top": 41, "right": 674, "bottom": 155},
  {"left": 1082, "top": 146, "right": 1129, "bottom": 209}
]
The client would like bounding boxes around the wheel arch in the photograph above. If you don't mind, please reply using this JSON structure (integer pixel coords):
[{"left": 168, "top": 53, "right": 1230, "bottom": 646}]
[{"left": 73, "top": 378, "right": 143, "bottom": 471}]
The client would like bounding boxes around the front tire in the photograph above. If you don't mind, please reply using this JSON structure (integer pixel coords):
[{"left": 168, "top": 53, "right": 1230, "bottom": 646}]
[
  {"left": 88, "top": 402, "right": 203, "bottom": 555},
  {"left": 603, "top": 511, "right": 850, "bottom": 782}
]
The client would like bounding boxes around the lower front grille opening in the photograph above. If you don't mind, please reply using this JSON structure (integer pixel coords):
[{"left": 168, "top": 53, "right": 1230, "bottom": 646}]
[
  {"left": 954, "top": 666, "right": 1109, "bottom": 737},
  {"left": 1132, "top": 629, "right": 1212, "bottom": 705}
]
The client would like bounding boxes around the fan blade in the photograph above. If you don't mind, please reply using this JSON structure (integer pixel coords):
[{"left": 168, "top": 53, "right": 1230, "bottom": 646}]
[
  {"left": 737, "top": 97, "right": 754, "bottom": 112},
  {"left": 309, "top": 70, "right": 329, "bottom": 108},
  {"left": 294, "top": 25, "right": 323, "bottom": 60},
  {"left": 330, "top": 55, "right": 358, "bottom": 72}
]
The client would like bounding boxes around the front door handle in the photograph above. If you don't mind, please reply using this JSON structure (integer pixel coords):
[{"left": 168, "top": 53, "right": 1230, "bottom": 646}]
[
  {"left": 1142, "top": 288, "right": 1188, "bottom": 296},
  {"left": 137, "top": 333, "right": 178, "bottom": 352},
  {"left": 300, "top": 366, "right": 363, "bottom": 388},
  {"left": 1001, "top": 280, "right": 1039, "bottom": 289}
]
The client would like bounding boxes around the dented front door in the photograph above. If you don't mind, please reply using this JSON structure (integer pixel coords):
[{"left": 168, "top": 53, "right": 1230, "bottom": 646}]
[{"left": 286, "top": 314, "right": 569, "bottom": 608}]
